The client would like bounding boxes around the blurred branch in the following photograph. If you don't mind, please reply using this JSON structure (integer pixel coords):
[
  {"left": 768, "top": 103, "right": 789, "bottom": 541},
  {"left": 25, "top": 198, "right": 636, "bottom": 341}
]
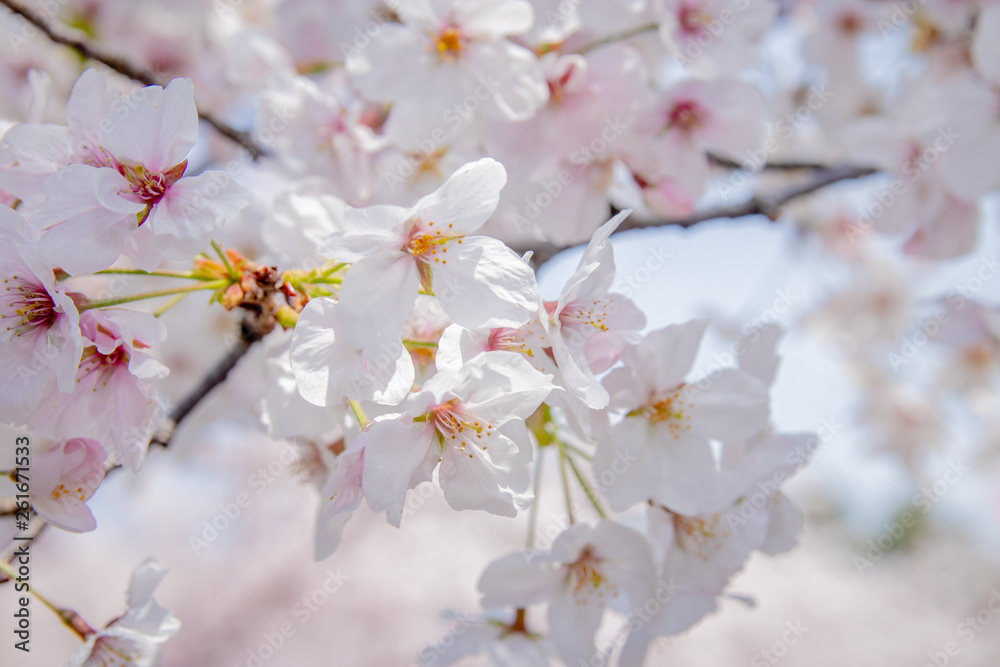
[
  {"left": 150, "top": 317, "right": 264, "bottom": 448},
  {"left": 0, "top": 0, "right": 266, "bottom": 159},
  {"left": 574, "top": 22, "right": 660, "bottom": 54},
  {"left": 520, "top": 164, "right": 878, "bottom": 266},
  {"left": 707, "top": 153, "right": 844, "bottom": 171}
]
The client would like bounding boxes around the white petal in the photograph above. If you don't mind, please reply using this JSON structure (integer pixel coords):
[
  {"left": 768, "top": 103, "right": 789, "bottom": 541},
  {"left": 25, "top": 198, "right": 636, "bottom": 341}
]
[
  {"left": 430, "top": 236, "right": 537, "bottom": 330},
  {"left": 411, "top": 158, "right": 506, "bottom": 234},
  {"left": 478, "top": 552, "right": 560, "bottom": 607},
  {"left": 360, "top": 418, "right": 435, "bottom": 525},
  {"left": 337, "top": 251, "right": 419, "bottom": 347}
]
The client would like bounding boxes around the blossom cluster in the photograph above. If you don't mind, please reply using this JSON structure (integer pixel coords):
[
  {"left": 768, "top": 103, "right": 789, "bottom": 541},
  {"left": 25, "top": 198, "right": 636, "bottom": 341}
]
[{"left": 0, "top": 0, "right": 997, "bottom": 665}]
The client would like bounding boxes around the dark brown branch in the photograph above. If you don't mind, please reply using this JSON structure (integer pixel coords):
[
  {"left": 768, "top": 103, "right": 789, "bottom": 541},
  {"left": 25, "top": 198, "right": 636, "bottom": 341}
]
[
  {"left": 707, "top": 153, "right": 841, "bottom": 171},
  {"left": 522, "top": 164, "right": 878, "bottom": 266},
  {"left": 0, "top": 0, "right": 266, "bottom": 160}
]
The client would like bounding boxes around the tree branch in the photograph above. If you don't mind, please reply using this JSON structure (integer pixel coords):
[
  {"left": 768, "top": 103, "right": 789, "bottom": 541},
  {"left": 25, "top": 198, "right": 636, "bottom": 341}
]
[
  {"left": 0, "top": 0, "right": 266, "bottom": 160},
  {"left": 521, "top": 164, "right": 878, "bottom": 266}
]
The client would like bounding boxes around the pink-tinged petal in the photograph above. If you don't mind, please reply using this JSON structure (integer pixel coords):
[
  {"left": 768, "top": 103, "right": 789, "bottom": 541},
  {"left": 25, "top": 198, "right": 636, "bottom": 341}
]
[
  {"left": 0, "top": 124, "right": 74, "bottom": 205},
  {"left": 360, "top": 418, "right": 435, "bottom": 526},
  {"left": 464, "top": 41, "right": 548, "bottom": 122},
  {"left": 697, "top": 80, "right": 767, "bottom": 158},
  {"left": 30, "top": 437, "right": 105, "bottom": 533},
  {"left": 100, "top": 78, "right": 199, "bottom": 171},
  {"left": 455, "top": 0, "right": 535, "bottom": 37},
  {"left": 478, "top": 552, "right": 561, "bottom": 607},
  {"left": 106, "top": 371, "right": 162, "bottom": 471},
  {"left": 902, "top": 196, "right": 979, "bottom": 260},
  {"left": 146, "top": 171, "right": 249, "bottom": 242},
  {"left": 35, "top": 165, "right": 143, "bottom": 275},
  {"left": 643, "top": 176, "right": 696, "bottom": 219},
  {"left": 338, "top": 251, "right": 420, "bottom": 347},
  {"left": 65, "top": 69, "right": 115, "bottom": 151},
  {"left": 315, "top": 448, "right": 364, "bottom": 560},
  {"left": 430, "top": 236, "right": 537, "bottom": 330},
  {"left": 685, "top": 369, "right": 770, "bottom": 443},
  {"left": 411, "top": 158, "right": 507, "bottom": 234}
]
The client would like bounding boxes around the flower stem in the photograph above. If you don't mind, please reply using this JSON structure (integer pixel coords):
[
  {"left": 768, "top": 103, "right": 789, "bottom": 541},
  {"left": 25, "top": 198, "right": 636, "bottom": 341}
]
[
  {"left": 0, "top": 559, "right": 94, "bottom": 640},
  {"left": 402, "top": 339, "right": 438, "bottom": 349},
  {"left": 152, "top": 293, "right": 188, "bottom": 317},
  {"left": 526, "top": 449, "right": 545, "bottom": 550},
  {"left": 574, "top": 22, "right": 659, "bottom": 54},
  {"left": 211, "top": 240, "right": 239, "bottom": 280},
  {"left": 555, "top": 438, "right": 575, "bottom": 525},
  {"left": 564, "top": 447, "right": 607, "bottom": 519},
  {"left": 77, "top": 281, "right": 228, "bottom": 311},
  {"left": 321, "top": 262, "right": 346, "bottom": 278},
  {"left": 348, "top": 400, "right": 370, "bottom": 429},
  {"left": 94, "top": 268, "right": 211, "bottom": 280}
]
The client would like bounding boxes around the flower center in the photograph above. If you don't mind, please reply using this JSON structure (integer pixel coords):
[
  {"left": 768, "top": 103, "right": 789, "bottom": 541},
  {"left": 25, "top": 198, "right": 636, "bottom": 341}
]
[
  {"left": 487, "top": 326, "right": 537, "bottom": 358},
  {"left": 406, "top": 221, "right": 460, "bottom": 265},
  {"left": 1, "top": 275, "right": 56, "bottom": 337},
  {"left": 667, "top": 100, "right": 706, "bottom": 134},
  {"left": 118, "top": 159, "right": 187, "bottom": 208},
  {"left": 678, "top": 2, "right": 712, "bottom": 35},
  {"left": 567, "top": 548, "right": 616, "bottom": 604},
  {"left": 77, "top": 345, "right": 129, "bottom": 389},
  {"left": 434, "top": 27, "right": 464, "bottom": 62},
  {"left": 557, "top": 298, "right": 611, "bottom": 333},
  {"left": 672, "top": 511, "right": 730, "bottom": 561},
  {"left": 429, "top": 399, "right": 493, "bottom": 457},
  {"left": 643, "top": 386, "right": 693, "bottom": 438}
]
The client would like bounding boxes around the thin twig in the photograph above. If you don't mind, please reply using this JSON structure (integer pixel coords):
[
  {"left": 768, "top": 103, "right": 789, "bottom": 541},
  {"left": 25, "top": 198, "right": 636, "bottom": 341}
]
[
  {"left": 520, "top": 164, "right": 878, "bottom": 265},
  {"left": 0, "top": 557, "right": 95, "bottom": 639},
  {"left": 574, "top": 22, "right": 659, "bottom": 54},
  {"left": 0, "top": 0, "right": 266, "bottom": 160}
]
